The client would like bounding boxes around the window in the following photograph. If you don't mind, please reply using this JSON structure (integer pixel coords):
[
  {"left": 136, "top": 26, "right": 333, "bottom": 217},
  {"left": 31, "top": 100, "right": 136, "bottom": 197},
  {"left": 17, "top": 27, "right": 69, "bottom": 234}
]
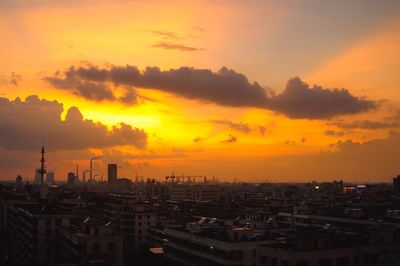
[
  {"left": 108, "top": 242, "right": 115, "bottom": 252},
  {"left": 55, "top": 219, "right": 61, "bottom": 226}
]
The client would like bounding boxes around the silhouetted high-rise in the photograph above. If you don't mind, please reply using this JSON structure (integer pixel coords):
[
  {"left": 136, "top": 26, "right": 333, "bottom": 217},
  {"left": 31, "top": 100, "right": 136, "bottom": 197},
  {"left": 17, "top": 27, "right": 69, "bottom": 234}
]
[
  {"left": 67, "top": 172, "right": 76, "bottom": 186},
  {"left": 108, "top": 164, "right": 117, "bottom": 187}
]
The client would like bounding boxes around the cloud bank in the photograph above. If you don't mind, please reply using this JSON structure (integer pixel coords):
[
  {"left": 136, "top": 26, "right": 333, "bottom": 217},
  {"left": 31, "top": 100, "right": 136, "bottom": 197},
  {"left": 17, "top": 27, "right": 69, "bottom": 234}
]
[
  {"left": 0, "top": 95, "right": 147, "bottom": 151},
  {"left": 45, "top": 65, "right": 377, "bottom": 119}
]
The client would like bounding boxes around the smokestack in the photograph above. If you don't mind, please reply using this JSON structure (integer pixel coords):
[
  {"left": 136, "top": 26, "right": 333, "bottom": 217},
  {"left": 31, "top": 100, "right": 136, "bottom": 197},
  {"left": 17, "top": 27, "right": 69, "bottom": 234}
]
[
  {"left": 76, "top": 164, "right": 79, "bottom": 182},
  {"left": 89, "top": 156, "right": 102, "bottom": 183}
]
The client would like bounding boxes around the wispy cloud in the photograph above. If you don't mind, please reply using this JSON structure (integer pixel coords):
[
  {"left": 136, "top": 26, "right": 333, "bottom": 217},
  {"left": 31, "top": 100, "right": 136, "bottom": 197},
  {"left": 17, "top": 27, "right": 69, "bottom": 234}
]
[
  {"left": 193, "top": 137, "right": 205, "bottom": 143},
  {"left": 221, "top": 134, "right": 237, "bottom": 143},
  {"left": 152, "top": 42, "right": 204, "bottom": 52},
  {"left": 211, "top": 119, "right": 251, "bottom": 133},
  {"left": 143, "top": 30, "right": 180, "bottom": 40},
  {"left": 333, "top": 120, "right": 399, "bottom": 130}
]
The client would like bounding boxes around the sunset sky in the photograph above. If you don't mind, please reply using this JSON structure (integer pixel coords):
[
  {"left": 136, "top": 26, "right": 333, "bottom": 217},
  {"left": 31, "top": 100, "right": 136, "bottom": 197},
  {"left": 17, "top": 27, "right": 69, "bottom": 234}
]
[{"left": 1, "top": 0, "right": 400, "bottom": 182}]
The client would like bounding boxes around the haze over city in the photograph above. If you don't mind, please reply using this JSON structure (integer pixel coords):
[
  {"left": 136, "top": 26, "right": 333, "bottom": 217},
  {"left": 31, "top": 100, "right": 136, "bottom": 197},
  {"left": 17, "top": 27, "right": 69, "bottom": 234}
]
[{"left": 1, "top": 0, "right": 400, "bottom": 182}]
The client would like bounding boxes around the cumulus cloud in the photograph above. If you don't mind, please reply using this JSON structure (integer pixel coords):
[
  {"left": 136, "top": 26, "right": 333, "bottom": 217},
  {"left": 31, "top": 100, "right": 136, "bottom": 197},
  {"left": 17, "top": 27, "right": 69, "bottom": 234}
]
[
  {"left": 0, "top": 95, "right": 147, "bottom": 151},
  {"left": 268, "top": 77, "right": 377, "bottom": 119},
  {"left": 211, "top": 119, "right": 251, "bottom": 133},
  {"left": 46, "top": 65, "right": 377, "bottom": 119},
  {"left": 45, "top": 66, "right": 139, "bottom": 104}
]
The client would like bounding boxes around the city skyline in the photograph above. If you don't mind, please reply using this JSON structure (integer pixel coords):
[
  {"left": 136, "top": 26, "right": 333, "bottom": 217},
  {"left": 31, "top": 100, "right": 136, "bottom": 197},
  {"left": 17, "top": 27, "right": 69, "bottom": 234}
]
[{"left": 1, "top": 0, "right": 400, "bottom": 182}]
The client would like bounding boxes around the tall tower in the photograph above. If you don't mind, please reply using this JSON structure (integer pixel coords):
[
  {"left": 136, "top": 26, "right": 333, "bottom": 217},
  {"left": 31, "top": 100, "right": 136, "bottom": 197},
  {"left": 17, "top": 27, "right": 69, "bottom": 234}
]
[
  {"left": 39, "top": 145, "right": 48, "bottom": 198},
  {"left": 39, "top": 145, "right": 46, "bottom": 184}
]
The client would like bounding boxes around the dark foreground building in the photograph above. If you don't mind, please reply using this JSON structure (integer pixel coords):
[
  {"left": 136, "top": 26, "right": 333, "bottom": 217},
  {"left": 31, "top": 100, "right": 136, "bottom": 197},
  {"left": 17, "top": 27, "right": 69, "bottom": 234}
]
[{"left": 1, "top": 179, "right": 400, "bottom": 265}]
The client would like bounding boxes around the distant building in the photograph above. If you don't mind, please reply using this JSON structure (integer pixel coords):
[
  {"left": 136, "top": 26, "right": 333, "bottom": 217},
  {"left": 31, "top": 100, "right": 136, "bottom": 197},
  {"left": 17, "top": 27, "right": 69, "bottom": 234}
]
[
  {"left": 67, "top": 172, "right": 76, "bottom": 186},
  {"left": 117, "top": 178, "right": 132, "bottom": 192},
  {"left": 108, "top": 164, "right": 117, "bottom": 187},
  {"left": 169, "top": 184, "right": 220, "bottom": 201},
  {"left": 46, "top": 171, "right": 55, "bottom": 184},
  {"left": 393, "top": 175, "right": 400, "bottom": 190},
  {"left": 34, "top": 168, "right": 41, "bottom": 184},
  {"left": 15, "top": 175, "right": 23, "bottom": 191}
]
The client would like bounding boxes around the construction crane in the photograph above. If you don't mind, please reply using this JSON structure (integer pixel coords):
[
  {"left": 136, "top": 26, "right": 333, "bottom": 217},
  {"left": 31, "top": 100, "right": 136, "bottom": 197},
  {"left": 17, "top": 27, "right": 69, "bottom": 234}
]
[
  {"left": 165, "top": 172, "right": 177, "bottom": 183},
  {"left": 165, "top": 172, "right": 207, "bottom": 184}
]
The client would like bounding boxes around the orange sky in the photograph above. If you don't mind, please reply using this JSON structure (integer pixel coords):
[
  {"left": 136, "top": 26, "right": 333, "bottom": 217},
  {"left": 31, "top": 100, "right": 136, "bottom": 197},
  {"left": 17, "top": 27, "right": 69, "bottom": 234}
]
[{"left": 1, "top": 0, "right": 400, "bottom": 182}]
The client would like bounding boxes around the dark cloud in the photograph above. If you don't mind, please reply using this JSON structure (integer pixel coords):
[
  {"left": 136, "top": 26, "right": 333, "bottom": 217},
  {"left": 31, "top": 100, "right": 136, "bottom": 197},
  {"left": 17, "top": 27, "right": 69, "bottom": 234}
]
[
  {"left": 46, "top": 65, "right": 377, "bottom": 119},
  {"left": 119, "top": 87, "right": 139, "bottom": 105},
  {"left": 193, "top": 137, "right": 204, "bottom": 143},
  {"left": 211, "top": 119, "right": 251, "bottom": 133},
  {"left": 45, "top": 66, "right": 139, "bottom": 104},
  {"left": 325, "top": 130, "right": 345, "bottom": 137},
  {"left": 46, "top": 65, "right": 268, "bottom": 108},
  {"left": 268, "top": 77, "right": 377, "bottom": 119},
  {"left": 334, "top": 120, "right": 399, "bottom": 130},
  {"left": 0, "top": 95, "right": 147, "bottom": 151},
  {"left": 152, "top": 42, "right": 204, "bottom": 52},
  {"left": 46, "top": 74, "right": 116, "bottom": 101},
  {"left": 221, "top": 134, "right": 237, "bottom": 143}
]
